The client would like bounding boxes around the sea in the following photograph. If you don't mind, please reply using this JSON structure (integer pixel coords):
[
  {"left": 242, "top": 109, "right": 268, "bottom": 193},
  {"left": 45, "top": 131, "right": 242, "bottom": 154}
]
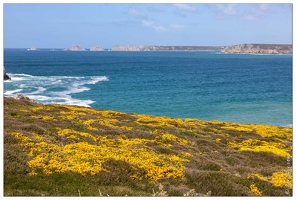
[{"left": 3, "top": 48, "right": 292, "bottom": 127}]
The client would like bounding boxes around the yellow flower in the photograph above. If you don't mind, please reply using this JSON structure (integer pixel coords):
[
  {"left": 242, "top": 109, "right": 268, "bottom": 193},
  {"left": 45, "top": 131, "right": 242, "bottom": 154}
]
[
  {"left": 249, "top": 183, "right": 262, "bottom": 196},
  {"left": 227, "top": 139, "right": 291, "bottom": 157},
  {"left": 272, "top": 170, "right": 292, "bottom": 189},
  {"left": 215, "top": 138, "right": 221, "bottom": 143},
  {"left": 248, "top": 173, "right": 268, "bottom": 182},
  {"left": 11, "top": 131, "right": 190, "bottom": 182}
]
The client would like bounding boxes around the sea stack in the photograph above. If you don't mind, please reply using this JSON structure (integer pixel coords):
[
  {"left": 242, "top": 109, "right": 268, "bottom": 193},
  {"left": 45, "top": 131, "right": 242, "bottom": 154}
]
[
  {"left": 63, "top": 45, "right": 86, "bottom": 51},
  {"left": 4, "top": 68, "right": 11, "bottom": 81},
  {"left": 90, "top": 46, "right": 105, "bottom": 51},
  {"left": 28, "top": 46, "right": 37, "bottom": 51}
]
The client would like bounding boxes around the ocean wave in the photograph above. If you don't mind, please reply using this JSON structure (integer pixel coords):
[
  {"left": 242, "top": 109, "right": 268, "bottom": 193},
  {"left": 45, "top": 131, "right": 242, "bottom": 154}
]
[
  {"left": 4, "top": 74, "right": 109, "bottom": 107},
  {"left": 8, "top": 73, "right": 33, "bottom": 77},
  {"left": 26, "top": 95, "right": 53, "bottom": 101},
  {"left": 4, "top": 89, "right": 23, "bottom": 95},
  {"left": 88, "top": 76, "right": 109, "bottom": 84},
  {"left": 63, "top": 97, "right": 95, "bottom": 107},
  {"left": 27, "top": 87, "right": 47, "bottom": 95}
]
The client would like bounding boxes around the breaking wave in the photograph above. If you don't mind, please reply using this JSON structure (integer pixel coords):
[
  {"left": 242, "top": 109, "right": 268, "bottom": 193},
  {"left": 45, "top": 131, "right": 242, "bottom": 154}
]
[{"left": 4, "top": 73, "right": 109, "bottom": 107}]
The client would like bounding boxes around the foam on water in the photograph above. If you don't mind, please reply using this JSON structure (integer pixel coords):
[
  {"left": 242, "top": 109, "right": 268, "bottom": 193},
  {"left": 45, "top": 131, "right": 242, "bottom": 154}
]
[
  {"left": 27, "top": 87, "right": 47, "bottom": 95},
  {"left": 4, "top": 73, "right": 109, "bottom": 107},
  {"left": 4, "top": 89, "right": 23, "bottom": 95}
]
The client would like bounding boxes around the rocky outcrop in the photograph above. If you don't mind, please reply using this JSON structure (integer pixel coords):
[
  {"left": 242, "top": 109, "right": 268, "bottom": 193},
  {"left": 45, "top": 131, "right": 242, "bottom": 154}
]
[
  {"left": 221, "top": 44, "right": 292, "bottom": 54},
  {"left": 111, "top": 45, "right": 224, "bottom": 51},
  {"left": 90, "top": 46, "right": 105, "bottom": 51},
  {"left": 4, "top": 69, "right": 11, "bottom": 81},
  {"left": 111, "top": 45, "right": 141, "bottom": 51},
  {"left": 28, "top": 46, "right": 37, "bottom": 51},
  {"left": 63, "top": 45, "right": 86, "bottom": 51},
  {"left": 12, "top": 94, "right": 34, "bottom": 102}
]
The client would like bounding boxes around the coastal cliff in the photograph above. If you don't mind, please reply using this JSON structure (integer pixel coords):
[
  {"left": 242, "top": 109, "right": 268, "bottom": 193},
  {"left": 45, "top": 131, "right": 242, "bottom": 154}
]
[
  {"left": 221, "top": 44, "right": 292, "bottom": 54},
  {"left": 111, "top": 45, "right": 224, "bottom": 51},
  {"left": 63, "top": 45, "right": 86, "bottom": 51},
  {"left": 111, "top": 45, "right": 141, "bottom": 51}
]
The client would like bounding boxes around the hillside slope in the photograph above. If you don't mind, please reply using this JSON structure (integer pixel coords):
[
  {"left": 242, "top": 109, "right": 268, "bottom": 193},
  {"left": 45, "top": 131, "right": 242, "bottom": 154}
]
[{"left": 4, "top": 97, "right": 292, "bottom": 196}]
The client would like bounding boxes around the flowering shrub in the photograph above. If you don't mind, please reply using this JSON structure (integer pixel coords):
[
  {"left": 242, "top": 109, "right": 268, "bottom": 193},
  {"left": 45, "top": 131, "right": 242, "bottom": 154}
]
[
  {"left": 11, "top": 129, "right": 190, "bottom": 182},
  {"left": 215, "top": 138, "right": 221, "bottom": 143},
  {"left": 136, "top": 115, "right": 187, "bottom": 128},
  {"left": 249, "top": 183, "right": 262, "bottom": 196},
  {"left": 227, "top": 139, "right": 291, "bottom": 157},
  {"left": 221, "top": 125, "right": 254, "bottom": 132},
  {"left": 248, "top": 173, "right": 268, "bottom": 182},
  {"left": 251, "top": 125, "right": 292, "bottom": 140},
  {"left": 7, "top": 99, "right": 292, "bottom": 196},
  {"left": 272, "top": 170, "right": 292, "bottom": 189}
]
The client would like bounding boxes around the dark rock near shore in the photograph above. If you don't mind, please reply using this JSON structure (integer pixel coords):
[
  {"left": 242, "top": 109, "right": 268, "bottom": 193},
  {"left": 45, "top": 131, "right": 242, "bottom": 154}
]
[{"left": 4, "top": 69, "right": 11, "bottom": 81}]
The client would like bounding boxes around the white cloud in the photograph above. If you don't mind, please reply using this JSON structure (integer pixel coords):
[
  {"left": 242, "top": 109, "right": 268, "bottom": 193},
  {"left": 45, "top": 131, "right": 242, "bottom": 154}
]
[
  {"left": 142, "top": 20, "right": 153, "bottom": 27},
  {"left": 216, "top": 4, "right": 274, "bottom": 20},
  {"left": 146, "top": 6, "right": 165, "bottom": 13},
  {"left": 127, "top": 9, "right": 146, "bottom": 19},
  {"left": 258, "top": 4, "right": 269, "bottom": 11},
  {"left": 242, "top": 15, "right": 256, "bottom": 20},
  {"left": 154, "top": 25, "right": 166, "bottom": 32},
  {"left": 174, "top": 4, "right": 197, "bottom": 12},
  {"left": 216, "top": 4, "right": 239, "bottom": 16},
  {"left": 142, "top": 20, "right": 166, "bottom": 32},
  {"left": 170, "top": 23, "right": 185, "bottom": 29}
]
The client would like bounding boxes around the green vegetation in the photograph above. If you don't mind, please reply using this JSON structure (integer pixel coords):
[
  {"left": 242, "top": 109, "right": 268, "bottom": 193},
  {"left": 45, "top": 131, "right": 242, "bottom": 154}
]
[{"left": 4, "top": 97, "right": 292, "bottom": 196}]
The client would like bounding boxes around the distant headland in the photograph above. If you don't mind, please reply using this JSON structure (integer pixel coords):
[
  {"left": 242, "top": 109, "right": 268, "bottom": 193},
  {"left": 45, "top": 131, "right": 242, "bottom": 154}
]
[
  {"left": 25, "top": 44, "right": 292, "bottom": 54},
  {"left": 221, "top": 44, "right": 292, "bottom": 54},
  {"left": 111, "top": 45, "right": 224, "bottom": 51}
]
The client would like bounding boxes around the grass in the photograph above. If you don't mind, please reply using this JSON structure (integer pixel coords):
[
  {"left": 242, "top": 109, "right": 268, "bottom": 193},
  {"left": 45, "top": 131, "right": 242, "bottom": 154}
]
[{"left": 3, "top": 97, "right": 293, "bottom": 196}]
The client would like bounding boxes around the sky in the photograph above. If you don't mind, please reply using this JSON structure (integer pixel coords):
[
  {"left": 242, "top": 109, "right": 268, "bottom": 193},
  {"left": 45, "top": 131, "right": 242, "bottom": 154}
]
[{"left": 2, "top": 1, "right": 293, "bottom": 49}]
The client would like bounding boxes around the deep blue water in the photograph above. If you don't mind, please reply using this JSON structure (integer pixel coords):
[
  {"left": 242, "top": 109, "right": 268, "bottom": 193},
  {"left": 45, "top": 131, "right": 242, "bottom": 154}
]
[{"left": 4, "top": 49, "right": 292, "bottom": 126}]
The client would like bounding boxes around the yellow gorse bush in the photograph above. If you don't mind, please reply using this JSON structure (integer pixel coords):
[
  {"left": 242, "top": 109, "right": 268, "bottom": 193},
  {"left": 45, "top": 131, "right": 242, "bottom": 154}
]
[
  {"left": 221, "top": 123, "right": 254, "bottom": 132},
  {"left": 248, "top": 173, "right": 268, "bottom": 182},
  {"left": 249, "top": 183, "right": 262, "bottom": 196},
  {"left": 227, "top": 139, "right": 291, "bottom": 157},
  {"left": 251, "top": 125, "right": 292, "bottom": 140},
  {"left": 11, "top": 128, "right": 190, "bottom": 182},
  {"left": 272, "top": 170, "right": 292, "bottom": 189},
  {"left": 135, "top": 114, "right": 194, "bottom": 128},
  {"left": 220, "top": 123, "right": 292, "bottom": 141}
]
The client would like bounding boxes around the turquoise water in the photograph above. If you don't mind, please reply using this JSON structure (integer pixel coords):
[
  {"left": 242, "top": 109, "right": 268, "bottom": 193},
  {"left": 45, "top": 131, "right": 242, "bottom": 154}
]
[{"left": 4, "top": 49, "right": 292, "bottom": 126}]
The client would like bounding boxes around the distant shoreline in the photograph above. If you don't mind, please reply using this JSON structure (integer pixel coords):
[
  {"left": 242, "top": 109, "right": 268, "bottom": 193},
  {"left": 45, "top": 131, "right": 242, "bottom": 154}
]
[{"left": 4, "top": 43, "right": 292, "bottom": 54}]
